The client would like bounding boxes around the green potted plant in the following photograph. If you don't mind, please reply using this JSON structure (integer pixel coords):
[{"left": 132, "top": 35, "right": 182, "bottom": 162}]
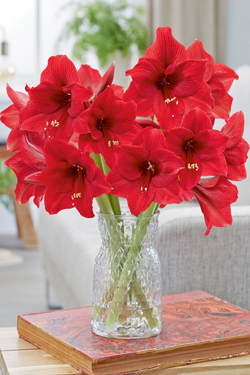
[{"left": 59, "top": 0, "right": 148, "bottom": 84}]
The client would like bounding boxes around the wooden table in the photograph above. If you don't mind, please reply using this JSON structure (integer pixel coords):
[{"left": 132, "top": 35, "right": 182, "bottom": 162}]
[{"left": 1, "top": 327, "right": 250, "bottom": 375}]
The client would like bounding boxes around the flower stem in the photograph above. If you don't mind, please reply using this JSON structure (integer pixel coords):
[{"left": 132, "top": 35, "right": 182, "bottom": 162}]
[
  {"left": 95, "top": 195, "right": 114, "bottom": 215},
  {"left": 100, "top": 155, "right": 122, "bottom": 216},
  {"left": 104, "top": 214, "right": 158, "bottom": 333}
]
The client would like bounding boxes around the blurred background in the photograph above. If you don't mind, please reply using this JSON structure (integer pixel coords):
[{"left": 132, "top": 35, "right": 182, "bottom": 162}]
[{"left": 0, "top": 0, "right": 250, "bottom": 328}]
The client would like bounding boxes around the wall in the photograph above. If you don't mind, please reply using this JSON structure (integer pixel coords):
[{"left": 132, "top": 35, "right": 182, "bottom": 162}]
[{"left": 226, "top": 0, "right": 250, "bottom": 70}]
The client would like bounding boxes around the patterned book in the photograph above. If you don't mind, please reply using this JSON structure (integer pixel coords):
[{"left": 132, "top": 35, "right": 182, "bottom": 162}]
[{"left": 17, "top": 290, "right": 250, "bottom": 375}]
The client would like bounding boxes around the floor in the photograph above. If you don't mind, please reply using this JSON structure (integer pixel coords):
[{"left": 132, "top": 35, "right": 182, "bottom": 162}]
[{"left": 0, "top": 201, "right": 48, "bottom": 328}]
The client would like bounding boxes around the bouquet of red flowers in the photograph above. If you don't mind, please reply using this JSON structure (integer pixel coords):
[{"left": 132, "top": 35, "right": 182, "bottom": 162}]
[
  {"left": 1, "top": 27, "right": 249, "bottom": 337},
  {"left": 1, "top": 27, "right": 248, "bottom": 235}
]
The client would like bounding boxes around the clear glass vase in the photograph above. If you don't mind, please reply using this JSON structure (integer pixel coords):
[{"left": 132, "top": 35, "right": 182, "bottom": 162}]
[{"left": 91, "top": 210, "right": 162, "bottom": 339}]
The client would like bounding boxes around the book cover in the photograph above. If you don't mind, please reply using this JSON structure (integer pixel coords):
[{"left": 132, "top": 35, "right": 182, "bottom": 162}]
[{"left": 17, "top": 290, "right": 250, "bottom": 375}]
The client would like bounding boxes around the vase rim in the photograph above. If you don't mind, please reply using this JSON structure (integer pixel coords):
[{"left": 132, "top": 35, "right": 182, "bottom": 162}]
[{"left": 97, "top": 208, "right": 159, "bottom": 220}]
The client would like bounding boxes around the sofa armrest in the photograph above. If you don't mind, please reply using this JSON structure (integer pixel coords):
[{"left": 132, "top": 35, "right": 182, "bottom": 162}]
[{"left": 156, "top": 205, "right": 250, "bottom": 309}]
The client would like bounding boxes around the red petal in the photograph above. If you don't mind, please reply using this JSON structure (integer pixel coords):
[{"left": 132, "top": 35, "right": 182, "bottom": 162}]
[
  {"left": 107, "top": 167, "right": 129, "bottom": 198},
  {"left": 133, "top": 127, "right": 166, "bottom": 151},
  {"left": 64, "top": 83, "right": 92, "bottom": 118},
  {"left": 43, "top": 138, "right": 78, "bottom": 166},
  {"left": 181, "top": 108, "right": 213, "bottom": 134},
  {"left": 198, "top": 129, "right": 229, "bottom": 159},
  {"left": 41, "top": 55, "right": 79, "bottom": 86},
  {"left": 201, "top": 155, "right": 228, "bottom": 176},
  {"left": 221, "top": 111, "right": 245, "bottom": 147},
  {"left": 78, "top": 133, "right": 100, "bottom": 155},
  {"left": 183, "top": 83, "right": 214, "bottom": 114},
  {"left": 127, "top": 178, "right": 155, "bottom": 216},
  {"left": 75, "top": 177, "right": 94, "bottom": 218},
  {"left": 187, "top": 40, "right": 214, "bottom": 82},
  {"left": 28, "top": 82, "right": 68, "bottom": 113},
  {"left": 37, "top": 162, "right": 75, "bottom": 192},
  {"left": 6, "top": 84, "right": 29, "bottom": 110},
  {"left": 145, "top": 27, "right": 187, "bottom": 65},
  {"left": 116, "top": 145, "right": 149, "bottom": 180},
  {"left": 192, "top": 177, "right": 238, "bottom": 235},
  {"left": 126, "top": 58, "right": 165, "bottom": 100},
  {"left": 14, "top": 182, "right": 37, "bottom": 204},
  {"left": 44, "top": 188, "right": 73, "bottom": 215},
  {"left": 136, "top": 118, "right": 160, "bottom": 129},
  {"left": 78, "top": 64, "right": 101, "bottom": 92},
  {"left": 151, "top": 149, "right": 184, "bottom": 187},
  {"left": 224, "top": 139, "right": 249, "bottom": 166},
  {"left": 91, "top": 168, "right": 111, "bottom": 197},
  {"left": 165, "top": 127, "right": 194, "bottom": 158},
  {"left": 94, "top": 61, "right": 115, "bottom": 98},
  {"left": 123, "top": 81, "right": 154, "bottom": 117},
  {"left": 154, "top": 178, "right": 184, "bottom": 204},
  {"left": 21, "top": 133, "right": 46, "bottom": 170},
  {"left": 6, "top": 128, "right": 22, "bottom": 152},
  {"left": 33, "top": 185, "right": 46, "bottom": 207},
  {"left": 178, "top": 153, "right": 202, "bottom": 190},
  {"left": 208, "top": 76, "right": 232, "bottom": 119},
  {"left": 154, "top": 92, "right": 185, "bottom": 131},
  {"left": 1, "top": 104, "right": 19, "bottom": 129},
  {"left": 227, "top": 163, "right": 247, "bottom": 181},
  {"left": 213, "top": 63, "right": 239, "bottom": 92},
  {"left": 166, "top": 60, "right": 207, "bottom": 97}
]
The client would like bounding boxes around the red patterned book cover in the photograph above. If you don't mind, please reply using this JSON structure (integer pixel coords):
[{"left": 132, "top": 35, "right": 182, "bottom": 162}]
[{"left": 17, "top": 290, "right": 250, "bottom": 374}]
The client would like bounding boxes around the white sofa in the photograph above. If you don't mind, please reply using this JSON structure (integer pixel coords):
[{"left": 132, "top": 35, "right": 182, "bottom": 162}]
[{"left": 38, "top": 65, "right": 250, "bottom": 310}]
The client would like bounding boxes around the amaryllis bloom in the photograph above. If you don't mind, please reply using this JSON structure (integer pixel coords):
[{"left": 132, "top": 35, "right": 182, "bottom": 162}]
[
  {"left": 187, "top": 40, "right": 238, "bottom": 120},
  {"left": 35, "top": 139, "right": 111, "bottom": 218},
  {"left": 107, "top": 127, "right": 185, "bottom": 216},
  {"left": 20, "top": 55, "right": 93, "bottom": 141},
  {"left": 191, "top": 176, "right": 238, "bottom": 235},
  {"left": 165, "top": 108, "right": 229, "bottom": 190},
  {"left": 5, "top": 132, "right": 46, "bottom": 207},
  {"left": 76, "top": 87, "right": 142, "bottom": 168},
  {"left": 125, "top": 27, "right": 214, "bottom": 130},
  {"left": 221, "top": 111, "right": 250, "bottom": 181},
  {"left": 0, "top": 84, "right": 29, "bottom": 152}
]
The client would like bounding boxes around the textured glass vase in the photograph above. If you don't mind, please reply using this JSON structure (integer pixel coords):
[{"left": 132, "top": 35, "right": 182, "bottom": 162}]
[{"left": 91, "top": 211, "right": 162, "bottom": 339}]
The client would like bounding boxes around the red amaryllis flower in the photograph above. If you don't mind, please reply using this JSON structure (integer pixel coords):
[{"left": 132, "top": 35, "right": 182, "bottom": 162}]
[
  {"left": 0, "top": 84, "right": 29, "bottom": 152},
  {"left": 20, "top": 55, "right": 93, "bottom": 141},
  {"left": 5, "top": 132, "right": 46, "bottom": 207},
  {"left": 187, "top": 40, "right": 238, "bottom": 120},
  {"left": 191, "top": 176, "right": 238, "bottom": 235},
  {"left": 221, "top": 111, "right": 250, "bottom": 180},
  {"left": 165, "top": 108, "right": 229, "bottom": 190},
  {"left": 107, "top": 127, "right": 185, "bottom": 216},
  {"left": 35, "top": 139, "right": 111, "bottom": 218},
  {"left": 125, "top": 27, "right": 214, "bottom": 130},
  {"left": 76, "top": 87, "right": 142, "bottom": 168}
]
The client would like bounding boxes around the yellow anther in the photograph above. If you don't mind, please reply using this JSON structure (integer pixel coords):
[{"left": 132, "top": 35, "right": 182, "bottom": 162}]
[
  {"left": 187, "top": 163, "right": 199, "bottom": 170},
  {"left": 108, "top": 140, "right": 119, "bottom": 147},
  {"left": 71, "top": 192, "right": 81, "bottom": 200},
  {"left": 165, "top": 97, "right": 176, "bottom": 104},
  {"left": 51, "top": 120, "right": 60, "bottom": 127}
]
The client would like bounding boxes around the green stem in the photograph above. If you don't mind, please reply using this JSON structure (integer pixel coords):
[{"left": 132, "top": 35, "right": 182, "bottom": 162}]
[
  {"left": 99, "top": 155, "right": 122, "bottom": 216},
  {"left": 104, "top": 214, "right": 156, "bottom": 333},
  {"left": 95, "top": 195, "right": 113, "bottom": 215},
  {"left": 91, "top": 153, "right": 103, "bottom": 171}
]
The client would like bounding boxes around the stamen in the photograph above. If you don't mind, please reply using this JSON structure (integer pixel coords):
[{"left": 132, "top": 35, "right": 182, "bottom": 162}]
[
  {"left": 51, "top": 120, "right": 60, "bottom": 127},
  {"left": 108, "top": 140, "right": 119, "bottom": 147},
  {"left": 71, "top": 192, "right": 81, "bottom": 200},
  {"left": 165, "top": 97, "right": 176, "bottom": 104},
  {"left": 187, "top": 163, "right": 199, "bottom": 170}
]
